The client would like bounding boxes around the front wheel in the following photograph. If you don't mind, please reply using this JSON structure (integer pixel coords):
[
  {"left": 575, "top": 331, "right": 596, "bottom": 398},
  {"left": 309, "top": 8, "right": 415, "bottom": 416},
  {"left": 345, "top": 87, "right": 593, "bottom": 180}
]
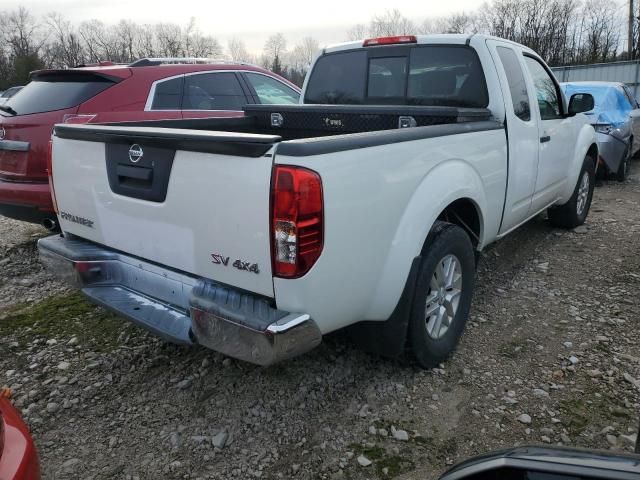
[
  {"left": 548, "top": 155, "right": 595, "bottom": 229},
  {"left": 408, "top": 221, "right": 476, "bottom": 369},
  {"left": 615, "top": 145, "right": 630, "bottom": 182}
]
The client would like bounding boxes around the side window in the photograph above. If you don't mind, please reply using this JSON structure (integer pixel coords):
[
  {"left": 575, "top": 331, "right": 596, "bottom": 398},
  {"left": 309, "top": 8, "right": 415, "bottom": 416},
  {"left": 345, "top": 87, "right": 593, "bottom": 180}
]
[
  {"left": 151, "top": 77, "right": 183, "bottom": 110},
  {"left": 408, "top": 46, "right": 489, "bottom": 108},
  {"left": 523, "top": 56, "right": 561, "bottom": 120},
  {"left": 618, "top": 87, "right": 633, "bottom": 111},
  {"left": 621, "top": 85, "right": 637, "bottom": 108},
  {"left": 496, "top": 46, "right": 530, "bottom": 121},
  {"left": 245, "top": 73, "right": 300, "bottom": 104},
  {"left": 183, "top": 73, "right": 246, "bottom": 111}
]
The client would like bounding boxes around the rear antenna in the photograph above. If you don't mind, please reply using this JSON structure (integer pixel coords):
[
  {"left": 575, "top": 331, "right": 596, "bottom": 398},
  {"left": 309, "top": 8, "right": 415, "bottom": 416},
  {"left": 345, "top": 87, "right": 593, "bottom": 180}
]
[{"left": 636, "top": 418, "right": 639, "bottom": 454}]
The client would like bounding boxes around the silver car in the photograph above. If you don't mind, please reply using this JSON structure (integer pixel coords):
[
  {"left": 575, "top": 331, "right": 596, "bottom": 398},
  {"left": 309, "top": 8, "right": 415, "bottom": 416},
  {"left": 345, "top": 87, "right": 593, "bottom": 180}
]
[{"left": 561, "top": 81, "right": 640, "bottom": 181}]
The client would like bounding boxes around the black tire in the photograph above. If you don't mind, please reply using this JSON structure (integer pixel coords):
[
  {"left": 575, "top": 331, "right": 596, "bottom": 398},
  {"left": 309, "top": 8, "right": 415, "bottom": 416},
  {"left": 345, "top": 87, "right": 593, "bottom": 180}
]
[
  {"left": 548, "top": 155, "right": 595, "bottom": 229},
  {"left": 408, "top": 221, "right": 476, "bottom": 369},
  {"left": 615, "top": 145, "right": 630, "bottom": 182}
]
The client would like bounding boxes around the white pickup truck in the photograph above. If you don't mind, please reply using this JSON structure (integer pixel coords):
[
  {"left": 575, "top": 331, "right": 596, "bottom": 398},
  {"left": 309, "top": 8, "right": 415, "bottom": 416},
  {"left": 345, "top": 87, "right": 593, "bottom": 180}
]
[{"left": 39, "top": 34, "right": 598, "bottom": 368}]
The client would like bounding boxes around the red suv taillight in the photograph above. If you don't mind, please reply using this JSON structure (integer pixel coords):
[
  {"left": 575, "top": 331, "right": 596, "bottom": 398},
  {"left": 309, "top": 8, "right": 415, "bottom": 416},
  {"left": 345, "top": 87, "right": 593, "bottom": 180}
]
[
  {"left": 46, "top": 140, "right": 59, "bottom": 213},
  {"left": 271, "top": 165, "right": 323, "bottom": 278}
]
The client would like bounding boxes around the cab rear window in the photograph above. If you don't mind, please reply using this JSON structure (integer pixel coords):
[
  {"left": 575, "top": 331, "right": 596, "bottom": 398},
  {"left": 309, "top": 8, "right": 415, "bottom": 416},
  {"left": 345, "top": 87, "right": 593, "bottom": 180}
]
[
  {"left": 305, "top": 45, "right": 489, "bottom": 108},
  {"left": 6, "top": 73, "right": 117, "bottom": 115}
]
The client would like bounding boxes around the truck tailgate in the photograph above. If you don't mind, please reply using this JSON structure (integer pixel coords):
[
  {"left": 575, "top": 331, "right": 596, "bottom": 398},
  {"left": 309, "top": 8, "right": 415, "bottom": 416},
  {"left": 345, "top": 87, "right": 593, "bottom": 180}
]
[{"left": 51, "top": 124, "right": 280, "bottom": 298}]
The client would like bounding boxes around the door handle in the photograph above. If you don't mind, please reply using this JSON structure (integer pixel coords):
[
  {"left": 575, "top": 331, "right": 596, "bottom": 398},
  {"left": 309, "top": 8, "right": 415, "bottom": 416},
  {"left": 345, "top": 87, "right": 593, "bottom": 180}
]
[{"left": 540, "top": 135, "right": 551, "bottom": 143}]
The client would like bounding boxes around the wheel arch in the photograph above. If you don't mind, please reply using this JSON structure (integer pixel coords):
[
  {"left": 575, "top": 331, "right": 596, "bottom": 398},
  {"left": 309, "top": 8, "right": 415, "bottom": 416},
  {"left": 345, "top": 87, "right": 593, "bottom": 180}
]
[
  {"left": 587, "top": 142, "right": 598, "bottom": 166},
  {"left": 432, "top": 197, "right": 484, "bottom": 251},
  {"left": 365, "top": 160, "right": 490, "bottom": 322}
]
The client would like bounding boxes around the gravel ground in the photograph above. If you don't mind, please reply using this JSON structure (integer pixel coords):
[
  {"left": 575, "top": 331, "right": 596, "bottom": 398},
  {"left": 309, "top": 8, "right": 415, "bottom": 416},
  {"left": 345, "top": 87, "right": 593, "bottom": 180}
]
[{"left": 1, "top": 168, "right": 639, "bottom": 480}]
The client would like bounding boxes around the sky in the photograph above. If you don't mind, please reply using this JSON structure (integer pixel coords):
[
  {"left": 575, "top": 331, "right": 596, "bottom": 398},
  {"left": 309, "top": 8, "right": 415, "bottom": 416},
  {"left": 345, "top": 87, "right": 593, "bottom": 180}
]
[{"left": 8, "top": 0, "right": 484, "bottom": 53}]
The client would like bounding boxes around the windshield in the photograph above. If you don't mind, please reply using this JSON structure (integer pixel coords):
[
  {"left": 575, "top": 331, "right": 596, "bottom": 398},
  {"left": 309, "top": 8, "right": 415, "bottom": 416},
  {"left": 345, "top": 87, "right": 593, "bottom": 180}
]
[
  {"left": 5, "top": 74, "right": 116, "bottom": 115},
  {"left": 304, "top": 45, "right": 489, "bottom": 108}
]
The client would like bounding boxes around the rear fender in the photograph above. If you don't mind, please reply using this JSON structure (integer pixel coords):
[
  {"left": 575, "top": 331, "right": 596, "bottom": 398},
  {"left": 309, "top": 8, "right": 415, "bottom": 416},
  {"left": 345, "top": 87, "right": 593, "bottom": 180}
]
[{"left": 365, "top": 159, "right": 487, "bottom": 319}]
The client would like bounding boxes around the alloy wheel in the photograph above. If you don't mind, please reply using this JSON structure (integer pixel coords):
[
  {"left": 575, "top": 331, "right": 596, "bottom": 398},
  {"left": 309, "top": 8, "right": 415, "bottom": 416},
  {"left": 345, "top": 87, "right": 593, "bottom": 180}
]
[
  {"left": 576, "top": 171, "right": 590, "bottom": 216},
  {"left": 425, "top": 254, "right": 462, "bottom": 340}
]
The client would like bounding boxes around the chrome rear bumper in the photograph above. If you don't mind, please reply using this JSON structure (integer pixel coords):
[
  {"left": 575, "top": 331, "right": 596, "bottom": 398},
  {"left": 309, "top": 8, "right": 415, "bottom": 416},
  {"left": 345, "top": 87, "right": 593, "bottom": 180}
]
[{"left": 38, "top": 234, "right": 321, "bottom": 366}]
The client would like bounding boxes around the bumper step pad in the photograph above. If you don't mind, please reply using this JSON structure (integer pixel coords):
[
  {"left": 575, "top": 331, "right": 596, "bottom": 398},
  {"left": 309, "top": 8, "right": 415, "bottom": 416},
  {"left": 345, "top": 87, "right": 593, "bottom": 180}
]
[{"left": 84, "top": 286, "right": 193, "bottom": 345}]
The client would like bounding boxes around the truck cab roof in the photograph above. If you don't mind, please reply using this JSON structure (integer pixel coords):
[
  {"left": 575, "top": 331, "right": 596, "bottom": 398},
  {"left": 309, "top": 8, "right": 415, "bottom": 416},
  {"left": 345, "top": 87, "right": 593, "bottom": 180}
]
[{"left": 323, "top": 34, "right": 536, "bottom": 56}]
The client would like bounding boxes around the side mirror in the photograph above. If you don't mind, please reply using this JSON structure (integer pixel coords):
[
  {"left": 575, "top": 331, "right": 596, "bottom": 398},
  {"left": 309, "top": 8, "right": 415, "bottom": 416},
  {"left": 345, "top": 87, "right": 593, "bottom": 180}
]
[
  {"left": 439, "top": 446, "right": 640, "bottom": 480},
  {"left": 568, "top": 93, "right": 595, "bottom": 115}
]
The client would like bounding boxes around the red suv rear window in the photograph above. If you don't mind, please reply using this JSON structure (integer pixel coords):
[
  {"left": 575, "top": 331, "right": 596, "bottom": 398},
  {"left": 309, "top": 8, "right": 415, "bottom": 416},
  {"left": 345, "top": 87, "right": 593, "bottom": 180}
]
[{"left": 5, "top": 72, "right": 118, "bottom": 116}]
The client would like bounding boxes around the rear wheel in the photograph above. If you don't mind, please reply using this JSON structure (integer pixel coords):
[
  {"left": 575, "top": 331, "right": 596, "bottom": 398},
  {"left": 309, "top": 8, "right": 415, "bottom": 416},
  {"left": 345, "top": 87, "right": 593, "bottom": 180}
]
[
  {"left": 408, "top": 221, "right": 475, "bottom": 369},
  {"left": 548, "top": 155, "right": 595, "bottom": 229}
]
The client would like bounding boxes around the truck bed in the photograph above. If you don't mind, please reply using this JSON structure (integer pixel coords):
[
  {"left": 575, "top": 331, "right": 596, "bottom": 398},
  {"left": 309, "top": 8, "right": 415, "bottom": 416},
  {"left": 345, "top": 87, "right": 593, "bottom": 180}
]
[{"left": 105, "top": 104, "right": 493, "bottom": 140}]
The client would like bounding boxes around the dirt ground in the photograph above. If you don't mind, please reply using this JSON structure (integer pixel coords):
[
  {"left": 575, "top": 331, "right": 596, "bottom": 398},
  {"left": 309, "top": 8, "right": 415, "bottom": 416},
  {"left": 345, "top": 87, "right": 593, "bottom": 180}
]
[{"left": 1, "top": 166, "right": 639, "bottom": 480}]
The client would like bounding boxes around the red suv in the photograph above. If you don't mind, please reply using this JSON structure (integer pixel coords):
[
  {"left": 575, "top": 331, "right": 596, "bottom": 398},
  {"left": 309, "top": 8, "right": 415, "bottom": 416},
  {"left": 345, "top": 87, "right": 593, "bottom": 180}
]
[
  {"left": 0, "top": 59, "right": 300, "bottom": 228},
  {"left": 0, "top": 395, "right": 40, "bottom": 479}
]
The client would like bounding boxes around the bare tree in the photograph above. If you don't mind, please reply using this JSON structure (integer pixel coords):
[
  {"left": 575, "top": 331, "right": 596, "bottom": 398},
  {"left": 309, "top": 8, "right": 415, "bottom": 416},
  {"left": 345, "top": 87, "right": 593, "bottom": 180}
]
[
  {"left": 228, "top": 37, "right": 250, "bottom": 62},
  {"left": 442, "top": 12, "right": 478, "bottom": 34},
  {"left": 1, "top": 7, "right": 45, "bottom": 57},
  {"left": 193, "top": 35, "right": 222, "bottom": 58},
  {"left": 419, "top": 17, "right": 448, "bottom": 34},
  {"left": 299, "top": 37, "right": 320, "bottom": 65},
  {"left": 347, "top": 23, "right": 367, "bottom": 40},
  {"left": 78, "top": 20, "right": 111, "bottom": 62},
  {"left": 180, "top": 17, "right": 222, "bottom": 58},
  {"left": 155, "top": 23, "right": 182, "bottom": 57},
  {"left": 45, "top": 13, "right": 84, "bottom": 67},
  {"left": 264, "top": 33, "right": 287, "bottom": 59},
  {"left": 114, "top": 20, "right": 137, "bottom": 62},
  {"left": 135, "top": 24, "right": 156, "bottom": 59},
  {"left": 580, "top": 0, "right": 621, "bottom": 63},
  {"left": 264, "top": 33, "right": 287, "bottom": 74},
  {"left": 369, "top": 9, "right": 416, "bottom": 37}
]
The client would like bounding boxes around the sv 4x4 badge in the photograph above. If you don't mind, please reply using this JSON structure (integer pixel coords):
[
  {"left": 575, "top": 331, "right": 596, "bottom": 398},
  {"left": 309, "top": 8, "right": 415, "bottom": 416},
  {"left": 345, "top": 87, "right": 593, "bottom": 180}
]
[{"left": 211, "top": 253, "right": 260, "bottom": 274}]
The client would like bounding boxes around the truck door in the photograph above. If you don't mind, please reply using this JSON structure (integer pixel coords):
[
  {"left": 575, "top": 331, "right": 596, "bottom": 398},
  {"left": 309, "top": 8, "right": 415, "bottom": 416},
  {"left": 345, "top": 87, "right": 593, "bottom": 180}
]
[
  {"left": 522, "top": 55, "right": 576, "bottom": 213},
  {"left": 486, "top": 41, "right": 539, "bottom": 234}
]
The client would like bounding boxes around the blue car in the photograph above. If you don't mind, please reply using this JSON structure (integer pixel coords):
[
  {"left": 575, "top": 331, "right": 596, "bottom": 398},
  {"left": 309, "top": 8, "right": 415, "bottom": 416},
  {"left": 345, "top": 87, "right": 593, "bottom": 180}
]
[{"left": 561, "top": 81, "right": 640, "bottom": 181}]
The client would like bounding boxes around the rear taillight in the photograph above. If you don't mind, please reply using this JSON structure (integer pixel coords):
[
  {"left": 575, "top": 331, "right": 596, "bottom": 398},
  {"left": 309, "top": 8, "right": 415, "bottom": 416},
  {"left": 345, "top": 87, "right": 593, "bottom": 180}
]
[
  {"left": 271, "top": 166, "right": 323, "bottom": 278},
  {"left": 47, "top": 140, "right": 59, "bottom": 213},
  {"left": 62, "top": 114, "right": 96, "bottom": 124},
  {"left": 363, "top": 35, "right": 417, "bottom": 47}
]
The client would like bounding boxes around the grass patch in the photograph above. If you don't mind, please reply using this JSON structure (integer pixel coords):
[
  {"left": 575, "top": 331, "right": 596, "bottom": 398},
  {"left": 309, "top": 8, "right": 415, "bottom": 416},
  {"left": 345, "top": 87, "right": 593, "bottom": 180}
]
[
  {"left": 609, "top": 406, "right": 631, "bottom": 418},
  {"left": 376, "top": 455, "right": 415, "bottom": 478},
  {"left": 559, "top": 387, "right": 634, "bottom": 436},
  {"left": 0, "top": 292, "right": 134, "bottom": 351},
  {"left": 593, "top": 342, "right": 611, "bottom": 353},
  {"left": 361, "top": 445, "right": 386, "bottom": 460},
  {"left": 349, "top": 443, "right": 415, "bottom": 478},
  {"left": 559, "top": 398, "right": 591, "bottom": 435},
  {"left": 413, "top": 435, "right": 434, "bottom": 447},
  {"left": 372, "top": 419, "right": 415, "bottom": 432},
  {"left": 432, "top": 437, "right": 458, "bottom": 462}
]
